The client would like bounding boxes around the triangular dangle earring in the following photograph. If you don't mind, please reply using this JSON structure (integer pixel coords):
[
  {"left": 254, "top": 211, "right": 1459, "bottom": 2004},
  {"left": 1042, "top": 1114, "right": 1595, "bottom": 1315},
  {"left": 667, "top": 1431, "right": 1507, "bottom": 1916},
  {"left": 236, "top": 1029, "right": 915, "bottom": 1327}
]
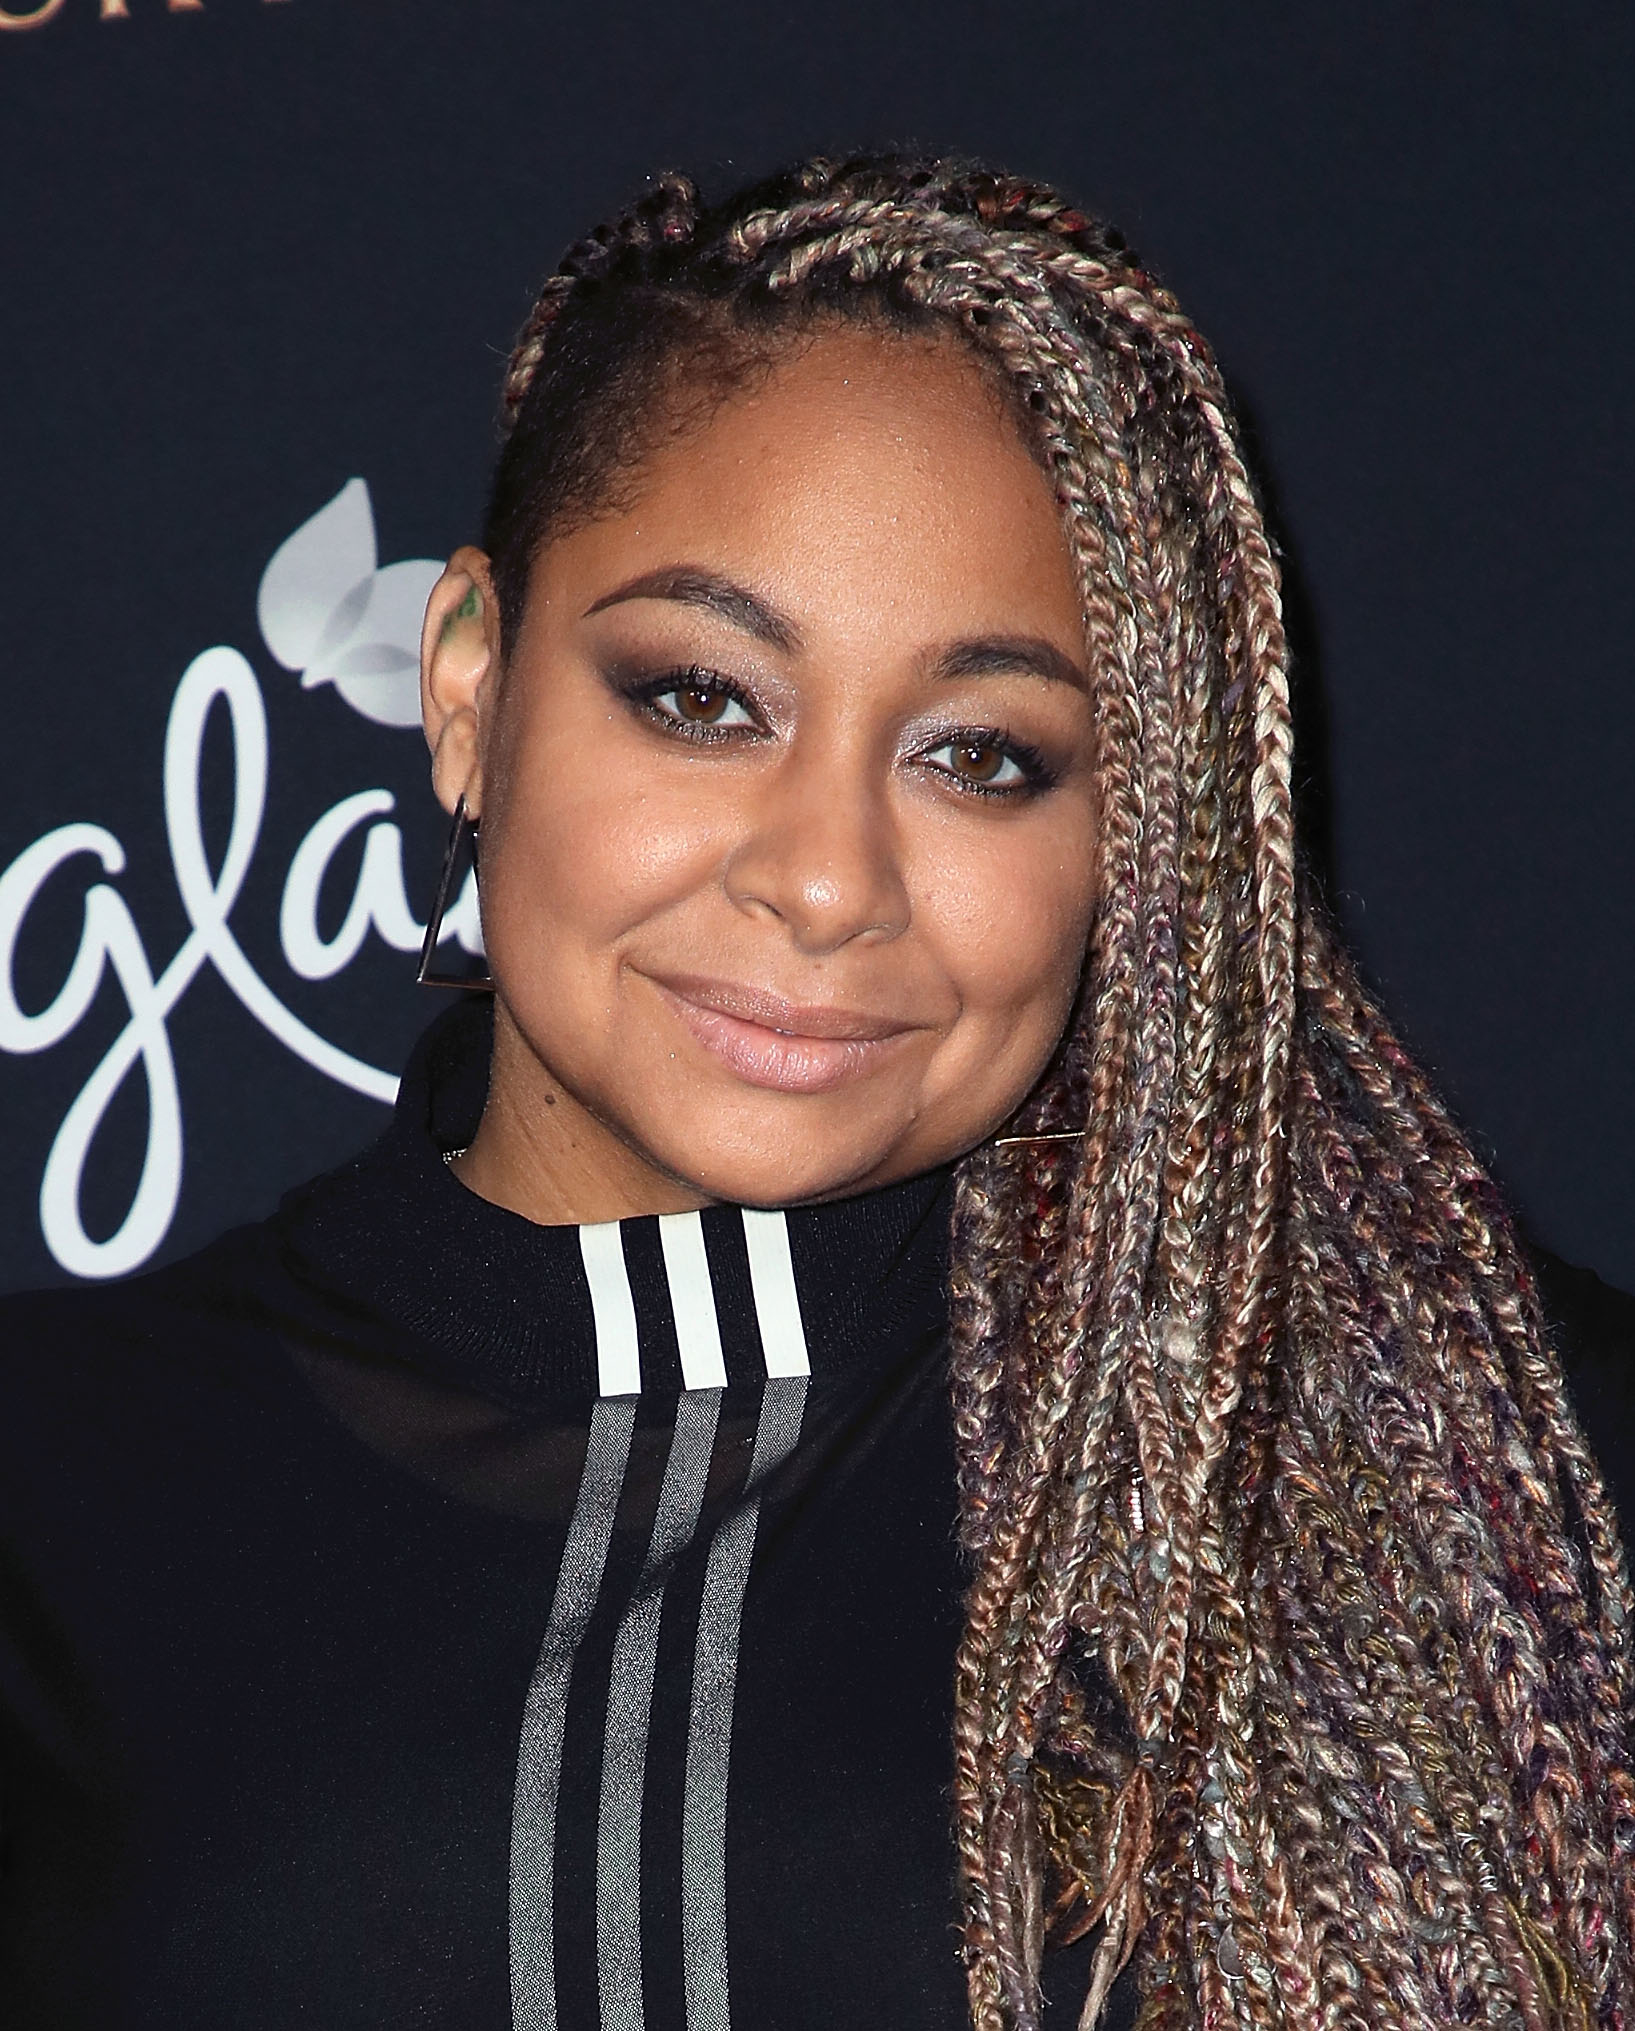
[{"left": 416, "top": 794, "right": 494, "bottom": 991}]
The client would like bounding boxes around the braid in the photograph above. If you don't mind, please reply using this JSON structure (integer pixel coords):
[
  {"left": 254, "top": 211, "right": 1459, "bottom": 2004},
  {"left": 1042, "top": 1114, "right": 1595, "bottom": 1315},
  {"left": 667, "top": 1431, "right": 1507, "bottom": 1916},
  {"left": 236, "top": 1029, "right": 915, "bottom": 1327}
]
[
  {"left": 487, "top": 152, "right": 1635, "bottom": 2031},
  {"left": 500, "top": 170, "right": 703, "bottom": 420}
]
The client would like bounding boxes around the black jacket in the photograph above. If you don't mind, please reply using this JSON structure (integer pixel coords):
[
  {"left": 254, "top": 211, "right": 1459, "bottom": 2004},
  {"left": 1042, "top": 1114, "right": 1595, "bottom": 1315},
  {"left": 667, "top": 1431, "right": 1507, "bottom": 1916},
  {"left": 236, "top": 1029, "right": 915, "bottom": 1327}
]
[{"left": 1, "top": 1004, "right": 1629, "bottom": 2030}]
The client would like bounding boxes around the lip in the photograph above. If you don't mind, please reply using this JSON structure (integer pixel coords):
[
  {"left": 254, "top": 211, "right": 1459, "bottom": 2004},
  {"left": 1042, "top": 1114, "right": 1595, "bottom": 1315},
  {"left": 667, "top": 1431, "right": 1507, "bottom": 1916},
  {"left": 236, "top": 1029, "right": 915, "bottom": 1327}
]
[{"left": 644, "top": 972, "right": 918, "bottom": 1095}]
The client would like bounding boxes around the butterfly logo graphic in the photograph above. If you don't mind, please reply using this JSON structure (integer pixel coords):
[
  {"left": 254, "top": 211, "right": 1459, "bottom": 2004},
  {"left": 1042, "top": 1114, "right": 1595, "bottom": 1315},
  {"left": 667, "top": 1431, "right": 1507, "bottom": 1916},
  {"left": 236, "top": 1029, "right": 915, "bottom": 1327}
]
[{"left": 257, "top": 479, "right": 442, "bottom": 727}]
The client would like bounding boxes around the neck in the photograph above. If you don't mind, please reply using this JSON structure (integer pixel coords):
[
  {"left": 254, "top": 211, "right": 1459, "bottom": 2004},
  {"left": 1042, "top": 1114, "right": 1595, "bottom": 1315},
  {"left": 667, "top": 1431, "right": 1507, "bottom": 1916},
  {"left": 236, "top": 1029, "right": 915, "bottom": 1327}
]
[{"left": 451, "top": 1000, "right": 711, "bottom": 1226}]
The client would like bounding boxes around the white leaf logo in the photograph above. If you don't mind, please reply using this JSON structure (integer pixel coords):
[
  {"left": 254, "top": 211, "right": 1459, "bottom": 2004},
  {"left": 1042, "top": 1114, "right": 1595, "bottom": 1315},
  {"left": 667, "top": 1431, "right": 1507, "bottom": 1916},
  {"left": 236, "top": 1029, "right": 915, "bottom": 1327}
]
[{"left": 256, "top": 479, "right": 442, "bottom": 728}]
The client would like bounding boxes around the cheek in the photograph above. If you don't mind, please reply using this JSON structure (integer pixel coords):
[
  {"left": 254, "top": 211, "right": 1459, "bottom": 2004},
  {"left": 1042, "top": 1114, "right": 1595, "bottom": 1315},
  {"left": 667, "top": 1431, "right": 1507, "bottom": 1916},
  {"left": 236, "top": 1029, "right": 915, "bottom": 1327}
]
[
  {"left": 912, "top": 814, "right": 1096, "bottom": 1030},
  {"left": 478, "top": 716, "right": 732, "bottom": 969}
]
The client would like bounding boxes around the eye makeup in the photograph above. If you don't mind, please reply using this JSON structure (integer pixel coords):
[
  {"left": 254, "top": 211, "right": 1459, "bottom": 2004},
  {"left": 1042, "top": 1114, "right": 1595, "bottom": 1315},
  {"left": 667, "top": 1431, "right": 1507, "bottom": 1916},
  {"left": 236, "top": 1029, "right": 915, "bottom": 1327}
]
[
  {"left": 913, "top": 727, "right": 1059, "bottom": 799},
  {"left": 609, "top": 663, "right": 768, "bottom": 744},
  {"left": 602, "top": 660, "right": 1066, "bottom": 800}
]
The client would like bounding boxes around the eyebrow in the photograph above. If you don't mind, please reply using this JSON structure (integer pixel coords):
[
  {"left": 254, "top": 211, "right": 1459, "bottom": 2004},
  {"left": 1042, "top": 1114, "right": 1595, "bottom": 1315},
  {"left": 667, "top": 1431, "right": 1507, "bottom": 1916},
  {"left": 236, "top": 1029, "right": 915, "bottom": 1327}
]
[
  {"left": 584, "top": 564, "right": 1087, "bottom": 690},
  {"left": 933, "top": 636, "right": 1088, "bottom": 692},
  {"left": 584, "top": 567, "right": 802, "bottom": 653}
]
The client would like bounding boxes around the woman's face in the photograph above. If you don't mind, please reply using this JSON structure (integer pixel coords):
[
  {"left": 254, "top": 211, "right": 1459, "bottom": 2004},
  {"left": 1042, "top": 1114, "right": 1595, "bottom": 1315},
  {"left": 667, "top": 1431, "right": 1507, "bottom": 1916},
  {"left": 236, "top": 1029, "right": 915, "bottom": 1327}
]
[{"left": 424, "top": 326, "right": 1099, "bottom": 1221}]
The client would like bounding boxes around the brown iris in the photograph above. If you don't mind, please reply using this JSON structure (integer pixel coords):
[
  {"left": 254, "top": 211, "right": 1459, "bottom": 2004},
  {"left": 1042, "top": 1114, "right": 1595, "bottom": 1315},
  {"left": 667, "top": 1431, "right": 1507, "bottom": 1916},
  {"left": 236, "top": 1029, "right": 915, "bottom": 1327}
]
[
  {"left": 949, "top": 739, "right": 1007, "bottom": 782},
  {"left": 671, "top": 683, "right": 730, "bottom": 724}
]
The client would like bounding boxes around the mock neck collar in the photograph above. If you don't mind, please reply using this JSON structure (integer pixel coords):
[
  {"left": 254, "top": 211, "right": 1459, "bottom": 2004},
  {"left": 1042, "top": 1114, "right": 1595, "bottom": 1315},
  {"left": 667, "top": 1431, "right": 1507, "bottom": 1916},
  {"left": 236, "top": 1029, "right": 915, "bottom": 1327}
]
[{"left": 272, "top": 999, "right": 952, "bottom": 1411}]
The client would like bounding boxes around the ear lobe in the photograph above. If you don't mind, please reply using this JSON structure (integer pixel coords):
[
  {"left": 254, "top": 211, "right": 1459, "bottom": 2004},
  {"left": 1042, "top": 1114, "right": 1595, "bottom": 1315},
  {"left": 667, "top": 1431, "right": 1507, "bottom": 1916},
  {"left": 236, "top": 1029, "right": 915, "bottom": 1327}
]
[{"left": 421, "top": 547, "right": 499, "bottom": 817}]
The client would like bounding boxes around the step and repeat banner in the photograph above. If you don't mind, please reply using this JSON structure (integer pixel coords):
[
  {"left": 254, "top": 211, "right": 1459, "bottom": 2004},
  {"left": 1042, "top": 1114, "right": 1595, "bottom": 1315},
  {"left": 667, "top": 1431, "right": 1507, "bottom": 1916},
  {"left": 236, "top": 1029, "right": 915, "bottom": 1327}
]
[{"left": 2, "top": 0, "right": 1630, "bottom": 1293}]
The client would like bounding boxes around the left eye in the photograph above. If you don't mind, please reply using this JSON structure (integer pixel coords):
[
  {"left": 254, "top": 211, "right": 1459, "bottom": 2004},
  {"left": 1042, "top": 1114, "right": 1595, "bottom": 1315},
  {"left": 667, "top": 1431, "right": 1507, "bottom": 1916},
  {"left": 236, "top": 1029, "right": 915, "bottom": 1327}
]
[
  {"left": 652, "top": 681, "right": 758, "bottom": 729},
  {"left": 921, "top": 737, "right": 1030, "bottom": 790}
]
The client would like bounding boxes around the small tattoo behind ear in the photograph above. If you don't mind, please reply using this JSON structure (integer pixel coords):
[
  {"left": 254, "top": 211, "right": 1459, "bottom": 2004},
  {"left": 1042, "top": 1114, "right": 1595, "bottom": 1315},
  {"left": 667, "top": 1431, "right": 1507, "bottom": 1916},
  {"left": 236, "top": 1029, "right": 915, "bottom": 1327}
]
[{"left": 441, "top": 583, "right": 482, "bottom": 641}]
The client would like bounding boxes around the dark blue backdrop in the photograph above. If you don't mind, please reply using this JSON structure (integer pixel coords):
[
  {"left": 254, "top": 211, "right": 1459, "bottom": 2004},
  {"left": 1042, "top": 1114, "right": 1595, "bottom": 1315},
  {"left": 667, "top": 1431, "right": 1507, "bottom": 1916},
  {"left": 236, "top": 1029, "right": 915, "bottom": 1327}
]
[{"left": 2, "top": 0, "right": 1630, "bottom": 1292}]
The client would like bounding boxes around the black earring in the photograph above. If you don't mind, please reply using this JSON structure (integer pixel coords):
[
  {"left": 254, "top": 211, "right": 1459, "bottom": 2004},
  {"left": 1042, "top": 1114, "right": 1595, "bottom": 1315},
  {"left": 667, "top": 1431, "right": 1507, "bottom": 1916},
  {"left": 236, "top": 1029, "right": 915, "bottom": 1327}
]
[{"left": 417, "top": 794, "right": 494, "bottom": 991}]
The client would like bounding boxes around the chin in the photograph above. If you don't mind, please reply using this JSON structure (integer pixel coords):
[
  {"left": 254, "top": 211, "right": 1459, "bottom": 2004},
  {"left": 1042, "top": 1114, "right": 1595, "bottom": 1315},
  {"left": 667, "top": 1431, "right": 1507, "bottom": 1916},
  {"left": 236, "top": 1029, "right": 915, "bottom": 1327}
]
[{"left": 637, "top": 1119, "right": 920, "bottom": 1211}]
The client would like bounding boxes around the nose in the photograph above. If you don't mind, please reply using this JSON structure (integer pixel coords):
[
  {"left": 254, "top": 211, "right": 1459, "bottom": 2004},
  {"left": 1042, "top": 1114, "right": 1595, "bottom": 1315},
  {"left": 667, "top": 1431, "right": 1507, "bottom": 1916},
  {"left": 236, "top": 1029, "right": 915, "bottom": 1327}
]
[{"left": 722, "top": 746, "right": 911, "bottom": 955}]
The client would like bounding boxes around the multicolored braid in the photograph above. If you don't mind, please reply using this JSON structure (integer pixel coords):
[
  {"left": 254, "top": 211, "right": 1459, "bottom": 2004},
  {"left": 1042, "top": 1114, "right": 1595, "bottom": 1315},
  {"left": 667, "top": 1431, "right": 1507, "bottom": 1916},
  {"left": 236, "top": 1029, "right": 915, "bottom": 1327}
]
[{"left": 485, "top": 153, "right": 1635, "bottom": 2031}]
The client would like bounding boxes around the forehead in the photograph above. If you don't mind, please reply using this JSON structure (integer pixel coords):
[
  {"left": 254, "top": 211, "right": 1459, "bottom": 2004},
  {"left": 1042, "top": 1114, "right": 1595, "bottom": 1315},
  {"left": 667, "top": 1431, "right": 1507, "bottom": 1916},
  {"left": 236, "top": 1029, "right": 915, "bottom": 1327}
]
[
  {"left": 647, "top": 323, "right": 1047, "bottom": 502},
  {"left": 528, "top": 325, "right": 1082, "bottom": 645}
]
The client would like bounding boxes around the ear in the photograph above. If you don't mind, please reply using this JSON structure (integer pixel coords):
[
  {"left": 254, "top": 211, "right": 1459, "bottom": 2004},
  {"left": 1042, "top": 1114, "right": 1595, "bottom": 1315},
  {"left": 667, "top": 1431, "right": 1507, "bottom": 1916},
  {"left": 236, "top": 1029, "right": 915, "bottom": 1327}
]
[{"left": 420, "top": 546, "right": 502, "bottom": 818}]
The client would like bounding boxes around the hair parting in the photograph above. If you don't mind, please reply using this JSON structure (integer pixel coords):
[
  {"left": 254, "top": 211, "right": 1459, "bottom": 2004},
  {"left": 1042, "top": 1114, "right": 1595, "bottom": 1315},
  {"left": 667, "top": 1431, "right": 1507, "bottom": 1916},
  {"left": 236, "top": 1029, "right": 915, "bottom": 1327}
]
[{"left": 489, "top": 152, "right": 1635, "bottom": 2031}]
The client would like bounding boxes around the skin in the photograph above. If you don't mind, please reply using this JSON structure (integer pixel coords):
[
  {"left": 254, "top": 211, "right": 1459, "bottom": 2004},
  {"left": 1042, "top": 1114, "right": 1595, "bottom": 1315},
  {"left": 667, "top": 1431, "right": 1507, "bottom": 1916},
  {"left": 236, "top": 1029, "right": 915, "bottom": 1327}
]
[
  {"left": 438, "top": 582, "right": 481, "bottom": 640},
  {"left": 419, "top": 327, "right": 1099, "bottom": 1225}
]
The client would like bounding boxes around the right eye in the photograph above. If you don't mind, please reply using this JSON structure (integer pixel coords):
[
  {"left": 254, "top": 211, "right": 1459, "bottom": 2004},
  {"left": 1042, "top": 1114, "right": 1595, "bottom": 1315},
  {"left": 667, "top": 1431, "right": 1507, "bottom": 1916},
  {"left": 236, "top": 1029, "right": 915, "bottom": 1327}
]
[
  {"left": 649, "top": 677, "right": 758, "bottom": 729},
  {"left": 619, "top": 665, "right": 765, "bottom": 741}
]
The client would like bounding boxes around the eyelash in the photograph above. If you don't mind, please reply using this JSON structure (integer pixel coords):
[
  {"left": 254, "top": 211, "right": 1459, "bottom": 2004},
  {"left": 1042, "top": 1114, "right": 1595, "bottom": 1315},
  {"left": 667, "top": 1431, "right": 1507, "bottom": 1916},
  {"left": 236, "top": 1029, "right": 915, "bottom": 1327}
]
[
  {"left": 623, "top": 666, "right": 762, "bottom": 744},
  {"left": 922, "top": 725, "right": 1058, "bottom": 799},
  {"left": 618, "top": 666, "right": 1058, "bottom": 799}
]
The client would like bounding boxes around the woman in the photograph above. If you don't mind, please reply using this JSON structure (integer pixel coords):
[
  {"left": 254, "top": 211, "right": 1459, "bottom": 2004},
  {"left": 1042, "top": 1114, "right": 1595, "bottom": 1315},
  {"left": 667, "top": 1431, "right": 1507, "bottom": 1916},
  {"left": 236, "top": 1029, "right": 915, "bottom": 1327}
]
[{"left": 3, "top": 153, "right": 1632, "bottom": 2031}]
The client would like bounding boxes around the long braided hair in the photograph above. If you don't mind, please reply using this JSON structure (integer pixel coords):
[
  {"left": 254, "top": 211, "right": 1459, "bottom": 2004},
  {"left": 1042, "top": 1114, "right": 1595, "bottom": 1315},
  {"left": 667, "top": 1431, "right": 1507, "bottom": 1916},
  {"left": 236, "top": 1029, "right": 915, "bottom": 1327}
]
[{"left": 485, "top": 154, "right": 1635, "bottom": 2031}]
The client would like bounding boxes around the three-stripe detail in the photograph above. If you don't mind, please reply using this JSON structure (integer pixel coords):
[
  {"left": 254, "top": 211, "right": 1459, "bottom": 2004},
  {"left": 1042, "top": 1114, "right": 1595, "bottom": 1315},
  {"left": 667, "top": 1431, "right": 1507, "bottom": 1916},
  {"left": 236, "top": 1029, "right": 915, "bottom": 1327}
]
[
  {"left": 511, "top": 1208, "right": 811, "bottom": 2031},
  {"left": 578, "top": 1210, "right": 810, "bottom": 1399}
]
